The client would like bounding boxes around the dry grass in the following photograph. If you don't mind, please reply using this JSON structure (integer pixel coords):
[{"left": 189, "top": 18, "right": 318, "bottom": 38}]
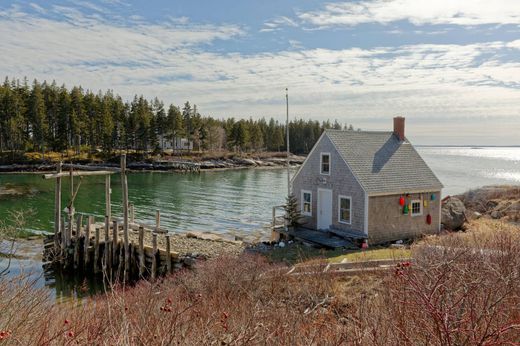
[{"left": 1, "top": 219, "right": 519, "bottom": 345}]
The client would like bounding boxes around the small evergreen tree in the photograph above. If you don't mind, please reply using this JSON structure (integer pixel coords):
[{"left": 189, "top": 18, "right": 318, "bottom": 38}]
[{"left": 284, "top": 194, "right": 303, "bottom": 227}]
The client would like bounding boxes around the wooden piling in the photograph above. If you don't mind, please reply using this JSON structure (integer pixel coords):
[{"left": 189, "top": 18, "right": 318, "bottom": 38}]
[
  {"left": 105, "top": 175, "right": 111, "bottom": 223},
  {"left": 112, "top": 220, "right": 118, "bottom": 267},
  {"left": 138, "top": 226, "right": 145, "bottom": 277},
  {"left": 54, "top": 162, "right": 62, "bottom": 250},
  {"left": 155, "top": 210, "right": 161, "bottom": 232},
  {"left": 84, "top": 216, "right": 92, "bottom": 268},
  {"left": 61, "top": 216, "right": 67, "bottom": 255},
  {"left": 75, "top": 214, "right": 83, "bottom": 238},
  {"left": 165, "top": 234, "right": 172, "bottom": 274},
  {"left": 121, "top": 154, "right": 130, "bottom": 280},
  {"left": 67, "top": 165, "right": 74, "bottom": 247},
  {"left": 94, "top": 227, "right": 100, "bottom": 273},
  {"left": 104, "top": 216, "right": 110, "bottom": 272},
  {"left": 151, "top": 233, "right": 157, "bottom": 280},
  {"left": 130, "top": 204, "right": 135, "bottom": 224}
]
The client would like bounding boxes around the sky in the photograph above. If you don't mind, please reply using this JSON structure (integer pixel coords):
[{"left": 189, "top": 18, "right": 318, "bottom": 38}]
[{"left": 1, "top": 0, "right": 519, "bottom": 145}]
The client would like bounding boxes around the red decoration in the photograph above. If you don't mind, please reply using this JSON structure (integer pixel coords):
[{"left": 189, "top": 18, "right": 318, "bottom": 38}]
[
  {"left": 399, "top": 196, "right": 405, "bottom": 206},
  {"left": 426, "top": 214, "right": 432, "bottom": 225}
]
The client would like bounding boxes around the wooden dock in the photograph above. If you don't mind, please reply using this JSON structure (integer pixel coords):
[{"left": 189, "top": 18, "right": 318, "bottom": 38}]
[{"left": 43, "top": 154, "right": 196, "bottom": 282}]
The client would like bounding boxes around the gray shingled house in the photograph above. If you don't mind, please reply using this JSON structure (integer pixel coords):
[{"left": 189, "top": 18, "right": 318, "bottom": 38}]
[{"left": 291, "top": 117, "right": 443, "bottom": 244}]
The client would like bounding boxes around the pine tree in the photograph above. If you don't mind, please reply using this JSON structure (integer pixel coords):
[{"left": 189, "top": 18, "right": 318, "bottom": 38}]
[
  {"left": 284, "top": 194, "right": 303, "bottom": 227},
  {"left": 29, "top": 80, "right": 47, "bottom": 155}
]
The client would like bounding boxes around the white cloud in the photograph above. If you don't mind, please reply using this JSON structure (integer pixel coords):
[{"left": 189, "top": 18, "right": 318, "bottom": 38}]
[
  {"left": 298, "top": 0, "right": 520, "bottom": 27},
  {"left": 261, "top": 15, "right": 298, "bottom": 32},
  {"left": 1, "top": 2, "right": 520, "bottom": 145}
]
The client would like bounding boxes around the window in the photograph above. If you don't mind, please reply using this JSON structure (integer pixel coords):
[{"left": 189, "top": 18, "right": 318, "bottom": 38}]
[
  {"left": 338, "top": 195, "right": 351, "bottom": 224},
  {"left": 411, "top": 200, "right": 422, "bottom": 216},
  {"left": 301, "top": 190, "right": 312, "bottom": 216},
  {"left": 320, "top": 153, "right": 330, "bottom": 175}
]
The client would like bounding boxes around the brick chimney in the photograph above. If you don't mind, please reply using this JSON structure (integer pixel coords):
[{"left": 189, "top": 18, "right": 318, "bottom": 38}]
[{"left": 393, "top": 116, "right": 405, "bottom": 141}]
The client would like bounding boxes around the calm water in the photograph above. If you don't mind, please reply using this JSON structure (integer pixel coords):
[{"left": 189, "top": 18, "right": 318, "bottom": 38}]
[{"left": 1, "top": 147, "right": 520, "bottom": 237}]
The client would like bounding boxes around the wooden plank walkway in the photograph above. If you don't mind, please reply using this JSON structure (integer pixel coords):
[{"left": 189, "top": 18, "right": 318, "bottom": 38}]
[
  {"left": 328, "top": 227, "right": 367, "bottom": 241},
  {"left": 287, "top": 228, "right": 358, "bottom": 249}
]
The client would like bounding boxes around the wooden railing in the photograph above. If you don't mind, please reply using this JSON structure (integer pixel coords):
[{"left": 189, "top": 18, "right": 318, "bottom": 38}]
[{"left": 272, "top": 205, "right": 286, "bottom": 229}]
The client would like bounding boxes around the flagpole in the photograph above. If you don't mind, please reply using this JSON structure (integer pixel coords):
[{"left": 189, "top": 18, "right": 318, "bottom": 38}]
[{"left": 286, "top": 88, "right": 290, "bottom": 198}]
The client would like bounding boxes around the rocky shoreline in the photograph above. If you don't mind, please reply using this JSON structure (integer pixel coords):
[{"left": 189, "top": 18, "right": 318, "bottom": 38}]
[{"left": 0, "top": 155, "right": 305, "bottom": 173}]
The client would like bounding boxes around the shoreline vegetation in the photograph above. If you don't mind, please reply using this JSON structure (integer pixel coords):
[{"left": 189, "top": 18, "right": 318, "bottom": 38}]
[{"left": 0, "top": 150, "right": 305, "bottom": 174}]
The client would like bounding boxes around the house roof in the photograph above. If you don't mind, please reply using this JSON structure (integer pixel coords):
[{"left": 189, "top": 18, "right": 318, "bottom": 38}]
[{"left": 325, "top": 130, "right": 443, "bottom": 194}]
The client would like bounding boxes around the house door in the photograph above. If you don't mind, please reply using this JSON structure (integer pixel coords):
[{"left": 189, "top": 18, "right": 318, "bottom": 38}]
[{"left": 317, "top": 189, "right": 333, "bottom": 230}]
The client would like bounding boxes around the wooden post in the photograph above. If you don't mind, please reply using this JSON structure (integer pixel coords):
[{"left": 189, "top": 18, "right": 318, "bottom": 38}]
[
  {"left": 67, "top": 165, "right": 74, "bottom": 247},
  {"left": 104, "top": 216, "right": 110, "bottom": 272},
  {"left": 138, "top": 226, "right": 145, "bottom": 277},
  {"left": 94, "top": 227, "right": 100, "bottom": 273},
  {"left": 165, "top": 234, "right": 172, "bottom": 274},
  {"left": 151, "top": 233, "right": 157, "bottom": 280},
  {"left": 155, "top": 210, "right": 160, "bottom": 232},
  {"left": 73, "top": 215, "right": 81, "bottom": 269},
  {"left": 54, "top": 162, "right": 62, "bottom": 250},
  {"left": 112, "top": 220, "right": 118, "bottom": 267},
  {"left": 121, "top": 154, "right": 130, "bottom": 280},
  {"left": 105, "top": 175, "right": 111, "bottom": 223},
  {"left": 75, "top": 214, "right": 83, "bottom": 239},
  {"left": 84, "top": 216, "right": 92, "bottom": 268},
  {"left": 130, "top": 241, "right": 135, "bottom": 277},
  {"left": 61, "top": 216, "right": 67, "bottom": 255},
  {"left": 129, "top": 204, "right": 134, "bottom": 223}
]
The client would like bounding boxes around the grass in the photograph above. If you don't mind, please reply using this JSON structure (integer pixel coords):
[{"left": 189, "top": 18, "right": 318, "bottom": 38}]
[
  {"left": 327, "top": 247, "right": 411, "bottom": 263},
  {"left": 266, "top": 243, "right": 411, "bottom": 265}
]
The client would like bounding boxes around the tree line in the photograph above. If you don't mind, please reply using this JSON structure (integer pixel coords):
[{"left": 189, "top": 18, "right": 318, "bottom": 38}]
[{"left": 0, "top": 77, "right": 356, "bottom": 156}]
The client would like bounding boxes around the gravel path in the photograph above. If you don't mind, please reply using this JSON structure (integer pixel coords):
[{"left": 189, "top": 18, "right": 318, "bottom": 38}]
[{"left": 128, "top": 231, "right": 246, "bottom": 259}]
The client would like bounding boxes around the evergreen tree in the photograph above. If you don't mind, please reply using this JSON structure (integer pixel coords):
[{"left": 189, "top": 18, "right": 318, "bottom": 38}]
[
  {"left": 284, "top": 194, "right": 303, "bottom": 227},
  {"left": 28, "top": 80, "right": 47, "bottom": 154}
]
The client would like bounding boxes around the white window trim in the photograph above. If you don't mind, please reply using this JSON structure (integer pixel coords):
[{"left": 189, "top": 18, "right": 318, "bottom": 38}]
[
  {"left": 338, "top": 195, "right": 352, "bottom": 225},
  {"left": 301, "top": 190, "right": 312, "bottom": 216},
  {"left": 411, "top": 199, "right": 422, "bottom": 216},
  {"left": 320, "top": 152, "right": 331, "bottom": 176}
]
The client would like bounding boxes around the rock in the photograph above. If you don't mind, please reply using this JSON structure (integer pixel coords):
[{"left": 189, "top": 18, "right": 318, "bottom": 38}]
[
  {"left": 490, "top": 210, "right": 502, "bottom": 219},
  {"left": 441, "top": 197, "right": 467, "bottom": 230},
  {"left": 278, "top": 241, "right": 286, "bottom": 248},
  {"left": 183, "top": 257, "right": 197, "bottom": 267},
  {"left": 390, "top": 243, "right": 405, "bottom": 249},
  {"left": 473, "top": 211, "right": 482, "bottom": 219}
]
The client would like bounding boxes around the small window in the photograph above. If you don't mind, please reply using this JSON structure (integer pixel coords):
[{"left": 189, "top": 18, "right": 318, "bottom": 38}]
[
  {"left": 320, "top": 153, "right": 330, "bottom": 175},
  {"left": 301, "top": 190, "right": 312, "bottom": 216},
  {"left": 338, "top": 195, "right": 351, "bottom": 224},
  {"left": 411, "top": 200, "right": 422, "bottom": 216}
]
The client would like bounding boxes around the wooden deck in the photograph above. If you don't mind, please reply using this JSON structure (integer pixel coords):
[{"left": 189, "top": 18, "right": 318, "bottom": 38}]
[
  {"left": 286, "top": 228, "right": 359, "bottom": 249},
  {"left": 328, "top": 227, "right": 367, "bottom": 241}
]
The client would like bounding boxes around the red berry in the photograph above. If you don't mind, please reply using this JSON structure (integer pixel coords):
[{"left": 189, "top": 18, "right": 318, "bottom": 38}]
[
  {"left": 67, "top": 331, "right": 74, "bottom": 337},
  {"left": 64, "top": 319, "right": 70, "bottom": 325}
]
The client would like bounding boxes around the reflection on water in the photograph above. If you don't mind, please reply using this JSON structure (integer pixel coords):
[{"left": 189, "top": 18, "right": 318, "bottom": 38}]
[
  {"left": 0, "top": 239, "right": 105, "bottom": 302},
  {"left": 417, "top": 146, "right": 520, "bottom": 196}
]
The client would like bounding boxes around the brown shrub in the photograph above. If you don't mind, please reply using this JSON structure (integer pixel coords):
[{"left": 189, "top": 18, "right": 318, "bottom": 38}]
[{"left": 1, "top": 224, "right": 519, "bottom": 345}]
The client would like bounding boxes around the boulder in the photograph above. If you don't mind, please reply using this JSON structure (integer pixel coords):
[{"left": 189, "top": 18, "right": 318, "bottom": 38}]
[{"left": 441, "top": 197, "right": 467, "bottom": 230}]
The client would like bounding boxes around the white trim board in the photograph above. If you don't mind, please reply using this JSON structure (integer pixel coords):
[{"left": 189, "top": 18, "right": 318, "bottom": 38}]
[
  {"left": 301, "top": 189, "right": 312, "bottom": 216},
  {"left": 320, "top": 152, "right": 331, "bottom": 176},
  {"left": 337, "top": 195, "right": 352, "bottom": 225}
]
